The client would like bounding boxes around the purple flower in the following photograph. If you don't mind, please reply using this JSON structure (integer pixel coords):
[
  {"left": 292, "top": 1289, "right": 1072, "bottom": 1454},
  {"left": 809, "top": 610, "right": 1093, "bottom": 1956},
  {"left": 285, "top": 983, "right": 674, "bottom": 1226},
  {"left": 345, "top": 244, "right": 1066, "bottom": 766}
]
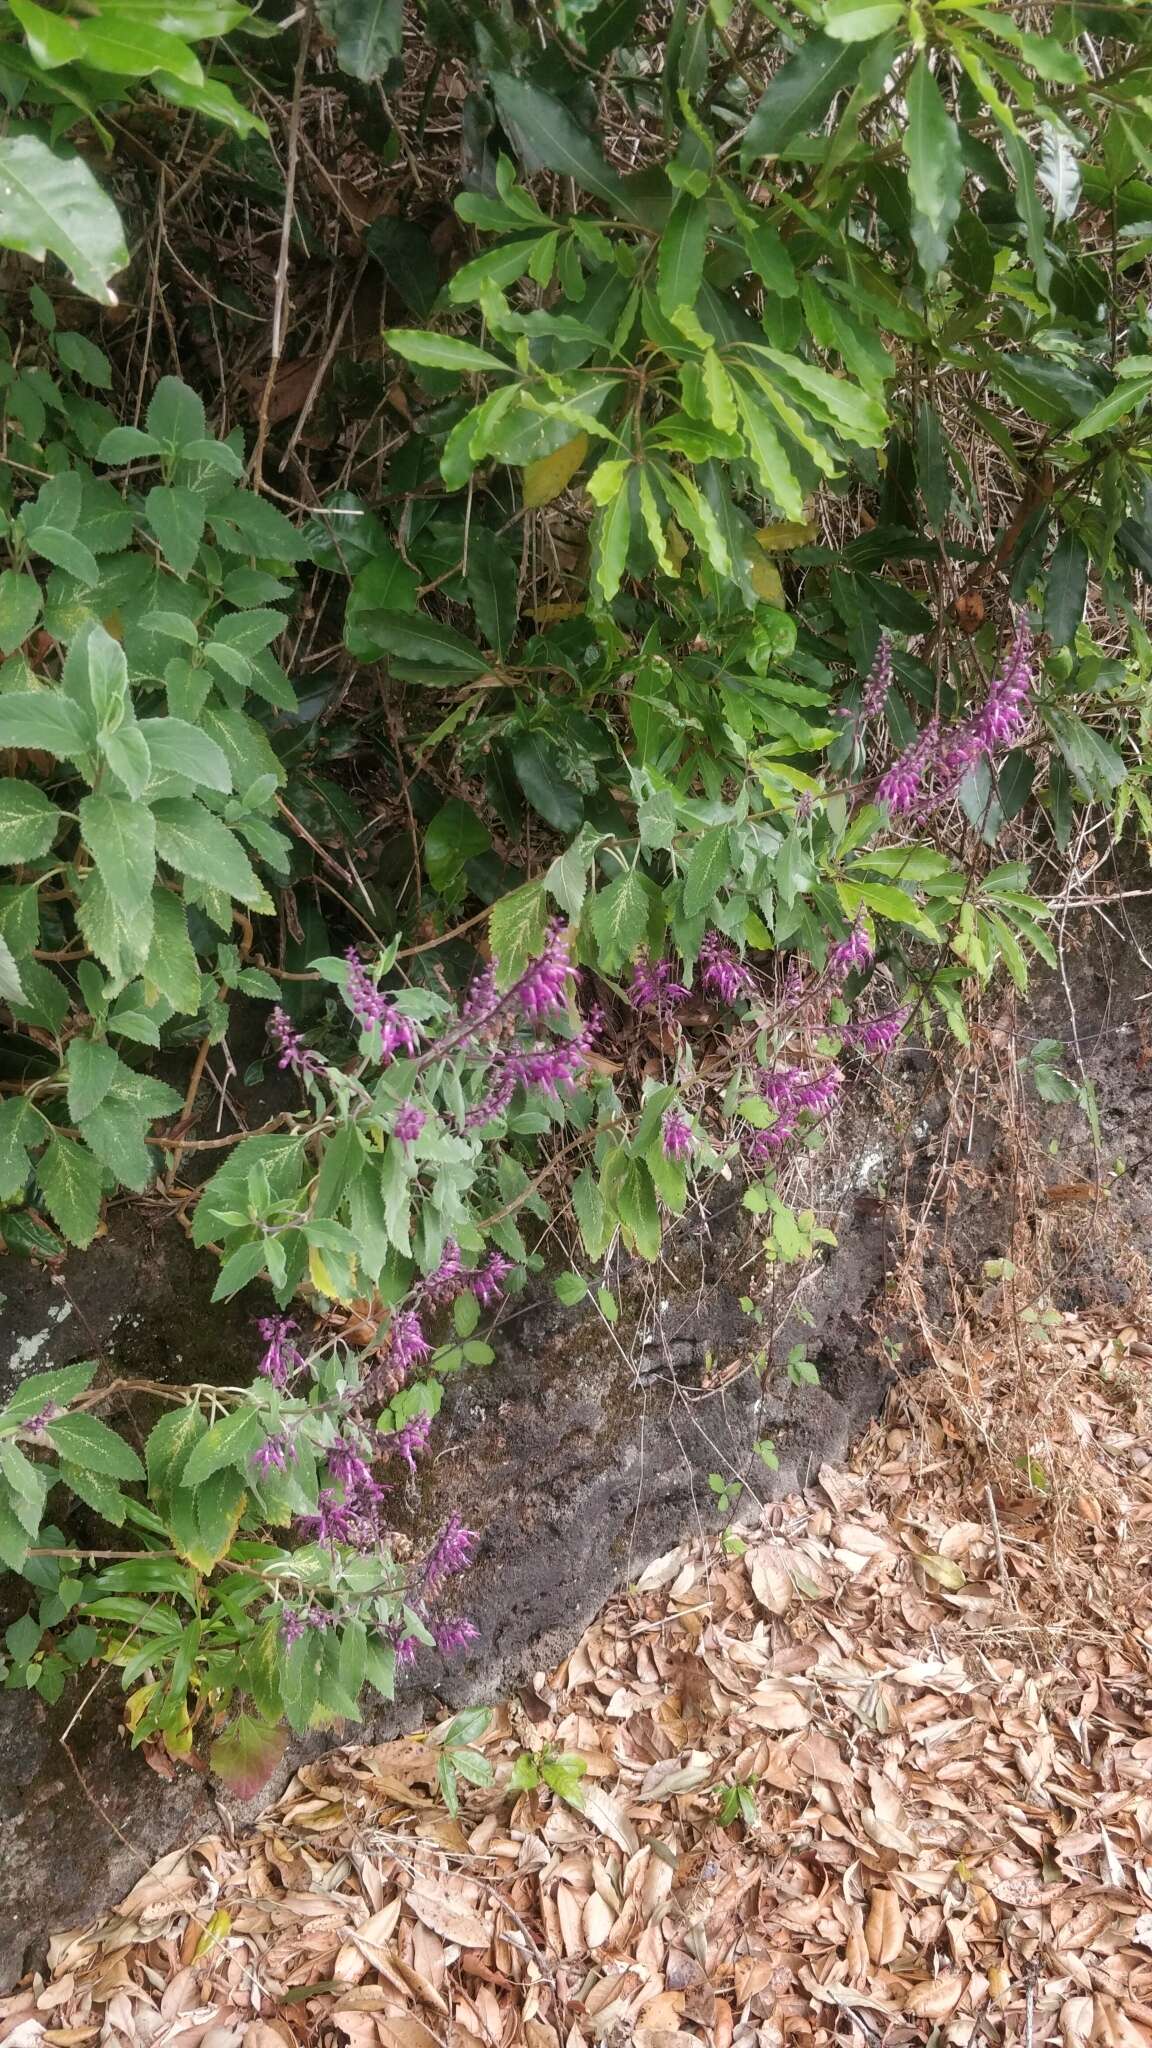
[
  {"left": 257, "top": 1315, "right": 305, "bottom": 1390},
  {"left": 382, "top": 1409, "right": 433, "bottom": 1473},
  {"left": 860, "top": 633, "right": 893, "bottom": 722},
  {"left": 269, "top": 1007, "right": 324, "bottom": 1077},
  {"left": 699, "top": 931, "right": 754, "bottom": 1004},
  {"left": 298, "top": 1487, "right": 360, "bottom": 1547},
  {"left": 393, "top": 1101, "right": 426, "bottom": 1146},
  {"left": 464, "top": 1061, "right": 517, "bottom": 1129},
  {"left": 21, "top": 1401, "right": 60, "bottom": 1437},
  {"left": 793, "top": 1064, "right": 842, "bottom": 1114},
  {"left": 344, "top": 950, "right": 421, "bottom": 1062},
  {"left": 876, "top": 717, "right": 939, "bottom": 816},
  {"left": 471, "top": 1250, "right": 513, "bottom": 1308},
  {"left": 279, "top": 1608, "right": 308, "bottom": 1646},
  {"left": 421, "top": 1512, "right": 478, "bottom": 1599},
  {"left": 844, "top": 1008, "right": 909, "bottom": 1056},
  {"left": 827, "top": 912, "right": 873, "bottom": 984},
  {"left": 391, "top": 1630, "right": 419, "bottom": 1669},
  {"left": 510, "top": 920, "right": 573, "bottom": 1023},
  {"left": 251, "top": 1433, "right": 293, "bottom": 1476},
  {"left": 662, "top": 1108, "right": 693, "bottom": 1162},
  {"left": 978, "top": 611, "right": 1033, "bottom": 747},
  {"left": 631, "top": 956, "right": 689, "bottom": 1010},
  {"left": 432, "top": 1616, "right": 479, "bottom": 1656},
  {"left": 388, "top": 1309, "right": 431, "bottom": 1375},
  {"left": 327, "top": 1438, "right": 376, "bottom": 1491},
  {"left": 421, "top": 1239, "right": 464, "bottom": 1304}
]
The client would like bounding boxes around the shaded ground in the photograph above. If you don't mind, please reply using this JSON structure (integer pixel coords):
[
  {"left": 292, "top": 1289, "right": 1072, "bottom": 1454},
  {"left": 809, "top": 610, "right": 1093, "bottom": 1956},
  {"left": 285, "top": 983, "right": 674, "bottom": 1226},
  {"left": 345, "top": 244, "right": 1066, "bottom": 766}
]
[{"left": 13, "top": 1295, "right": 1152, "bottom": 2048}]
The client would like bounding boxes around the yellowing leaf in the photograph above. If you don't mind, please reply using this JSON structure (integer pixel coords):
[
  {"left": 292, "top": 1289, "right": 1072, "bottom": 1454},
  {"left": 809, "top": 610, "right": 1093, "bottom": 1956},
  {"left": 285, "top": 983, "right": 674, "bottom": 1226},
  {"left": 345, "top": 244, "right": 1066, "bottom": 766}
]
[
  {"left": 523, "top": 432, "right": 589, "bottom": 507},
  {"left": 748, "top": 552, "right": 784, "bottom": 604},
  {"left": 755, "top": 518, "right": 818, "bottom": 551},
  {"left": 309, "top": 1242, "right": 356, "bottom": 1303}
]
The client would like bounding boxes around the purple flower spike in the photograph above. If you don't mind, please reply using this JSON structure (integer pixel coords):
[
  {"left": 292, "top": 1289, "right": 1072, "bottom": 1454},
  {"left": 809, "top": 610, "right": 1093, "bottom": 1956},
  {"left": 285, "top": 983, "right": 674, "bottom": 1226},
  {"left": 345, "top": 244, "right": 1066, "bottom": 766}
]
[
  {"left": 21, "top": 1401, "right": 60, "bottom": 1437},
  {"left": 270, "top": 1007, "right": 325, "bottom": 1077},
  {"left": 512, "top": 920, "right": 574, "bottom": 1022},
  {"left": 421, "top": 1512, "right": 478, "bottom": 1600},
  {"left": 861, "top": 633, "right": 894, "bottom": 722},
  {"left": 827, "top": 911, "right": 873, "bottom": 984},
  {"left": 471, "top": 1250, "right": 513, "bottom": 1308},
  {"left": 392, "top": 1631, "right": 419, "bottom": 1669},
  {"left": 421, "top": 1239, "right": 464, "bottom": 1304},
  {"left": 251, "top": 1433, "right": 293, "bottom": 1476},
  {"left": 464, "top": 1061, "right": 517, "bottom": 1129},
  {"left": 344, "top": 950, "right": 421, "bottom": 1063},
  {"left": 631, "top": 956, "right": 689, "bottom": 1010},
  {"left": 661, "top": 1108, "right": 693, "bottom": 1162},
  {"left": 257, "top": 1315, "right": 305, "bottom": 1390},
  {"left": 844, "top": 1008, "right": 910, "bottom": 1057},
  {"left": 383, "top": 1408, "right": 433, "bottom": 1473},
  {"left": 699, "top": 931, "right": 754, "bottom": 1004},
  {"left": 876, "top": 716, "right": 939, "bottom": 816},
  {"left": 388, "top": 1309, "right": 431, "bottom": 1373},
  {"left": 279, "top": 1608, "right": 308, "bottom": 1646},
  {"left": 433, "top": 1616, "right": 479, "bottom": 1656},
  {"left": 393, "top": 1101, "right": 426, "bottom": 1146}
]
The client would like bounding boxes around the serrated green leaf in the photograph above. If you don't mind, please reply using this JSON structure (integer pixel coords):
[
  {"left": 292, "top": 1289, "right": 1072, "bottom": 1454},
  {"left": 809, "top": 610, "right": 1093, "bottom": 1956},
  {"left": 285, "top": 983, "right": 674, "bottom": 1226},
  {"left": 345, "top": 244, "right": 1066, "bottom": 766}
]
[
  {"left": 36, "top": 1135, "right": 104, "bottom": 1247},
  {"left": 46, "top": 1411, "right": 144, "bottom": 1480},
  {"left": 589, "top": 868, "right": 652, "bottom": 972},
  {"left": 0, "top": 777, "right": 59, "bottom": 861}
]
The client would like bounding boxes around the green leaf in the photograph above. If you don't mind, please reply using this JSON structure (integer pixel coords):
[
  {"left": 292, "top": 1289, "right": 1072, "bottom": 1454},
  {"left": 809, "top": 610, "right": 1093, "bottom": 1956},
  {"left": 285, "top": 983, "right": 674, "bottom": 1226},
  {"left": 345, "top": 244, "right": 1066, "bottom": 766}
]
[
  {"left": 742, "top": 34, "right": 866, "bottom": 161},
  {"left": 465, "top": 527, "right": 519, "bottom": 658},
  {"left": 0, "top": 777, "right": 58, "bottom": 861},
  {"left": 66, "top": 1039, "right": 122, "bottom": 1123},
  {"left": 73, "top": 13, "right": 204, "bottom": 81},
  {"left": 823, "top": 0, "right": 903, "bottom": 37},
  {"left": 1003, "top": 126, "right": 1053, "bottom": 303},
  {"left": 1066, "top": 376, "right": 1152, "bottom": 444},
  {"left": 210, "top": 1713, "right": 287, "bottom": 1797},
  {"left": 489, "top": 879, "right": 551, "bottom": 987},
  {"left": 143, "top": 887, "right": 205, "bottom": 1012},
  {"left": 658, "top": 192, "right": 709, "bottom": 317},
  {"left": 904, "top": 56, "right": 965, "bottom": 280},
  {"left": 383, "top": 329, "right": 510, "bottom": 375},
  {"left": 424, "top": 798, "right": 491, "bottom": 891},
  {"left": 153, "top": 66, "right": 266, "bottom": 135},
  {"left": 78, "top": 1092, "right": 159, "bottom": 1192},
  {"left": 78, "top": 794, "right": 157, "bottom": 915},
  {"left": 145, "top": 484, "right": 205, "bottom": 578},
  {"left": 1044, "top": 530, "right": 1089, "bottom": 647},
  {"left": 152, "top": 797, "right": 265, "bottom": 905},
  {"left": 352, "top": 609, "right": 487, "bottom": 673},
  {"left": 137, "top": 717, "right": 232, "bottom": 792},
  {"left": 589, "top": 868, "right": 652, "bottom": 972},
  {"left": 0, "top": 690, "right": 92, "bottom": 762},
  {"left": 554, "top": 1271, "right": 588, "bottom": 1305},
  {"left": 146, "top": 1403, "right": 207, "bottom": 1497},
  {"left": 593, "top": 474, "right": 632, "bottom": 603},
  {"left": 45, "top": 1411, "right": 145, "bottom": 1481},
  {"left": 316, "top": 0, "right": 402, "bottom": 80},
  {"left": 490, "top": 75, "right": 630, "bottom": 214},
  {"left": 0, "top": 1097, "right": 48, "bottom": 1202},
  {"left": 181, "top": 1406, "right": 263, "bottom": 1488},
  {"left": 97, "top": 424, "right": 162, "bottom": 463},
  {"left": 616, "top": 1158, "right": 661, "bottom": 1259},
  {"left": 0, "top": 570, "right": 42, "bottom": 655},
  {"left": 683, "top": 824, "right": 732, "bottom": 917},
  {"left": 511, "top": 731, "right": 584, "bottom": 833},
  {"left": 734, "top": 388, "right": 805, "bottom": 519},
  {"left": 36, "top": 1135, "right": 103, "bottom": 1247},
  {"left": 0, "top": 137, "right": 128, "bottom": 305}
]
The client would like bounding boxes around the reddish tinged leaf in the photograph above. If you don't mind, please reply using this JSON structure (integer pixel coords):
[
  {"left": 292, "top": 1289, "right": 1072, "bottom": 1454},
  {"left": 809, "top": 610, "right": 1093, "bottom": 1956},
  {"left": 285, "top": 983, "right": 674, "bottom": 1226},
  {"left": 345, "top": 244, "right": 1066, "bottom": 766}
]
[{"left": 209, "top": 1713, "right": 286, "bottom": 1799}]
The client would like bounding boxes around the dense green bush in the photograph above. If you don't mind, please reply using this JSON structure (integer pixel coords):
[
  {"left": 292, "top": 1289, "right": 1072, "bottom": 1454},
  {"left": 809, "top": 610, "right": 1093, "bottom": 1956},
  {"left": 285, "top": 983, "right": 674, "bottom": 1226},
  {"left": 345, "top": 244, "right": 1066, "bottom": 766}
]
[{"left": 0, "top": 0, "right": 1150, "bottom": 1781}]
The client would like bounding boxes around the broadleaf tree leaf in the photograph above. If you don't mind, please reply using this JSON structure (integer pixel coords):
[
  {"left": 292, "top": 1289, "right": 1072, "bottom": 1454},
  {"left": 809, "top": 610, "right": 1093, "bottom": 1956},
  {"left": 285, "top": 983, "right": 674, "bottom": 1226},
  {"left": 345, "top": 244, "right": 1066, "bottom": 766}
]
[
  {"left": 0, "top": 136, "right": 128, "bottom": 304},
  {"left": 490, "top": 74, "right": 632, "bottom": 214},
  {"left": 904, "top": 56, "right": 965, "bottom": 280},
  {"left": 315, "top": 0, "right": 402, "bottom": 81},
  {"left": 36, "top": 1135, "right": 104, "bottom": 1248},
  {"left": 742, "top": 33, "right": 868, "bottom": 161}
]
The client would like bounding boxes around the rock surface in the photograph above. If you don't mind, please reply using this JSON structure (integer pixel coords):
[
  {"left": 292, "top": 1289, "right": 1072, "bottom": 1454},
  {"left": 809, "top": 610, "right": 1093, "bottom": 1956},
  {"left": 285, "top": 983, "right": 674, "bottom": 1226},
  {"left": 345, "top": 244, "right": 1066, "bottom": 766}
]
[{"left": 2, "top": 884, "right": 1149, "bottom": 1986}]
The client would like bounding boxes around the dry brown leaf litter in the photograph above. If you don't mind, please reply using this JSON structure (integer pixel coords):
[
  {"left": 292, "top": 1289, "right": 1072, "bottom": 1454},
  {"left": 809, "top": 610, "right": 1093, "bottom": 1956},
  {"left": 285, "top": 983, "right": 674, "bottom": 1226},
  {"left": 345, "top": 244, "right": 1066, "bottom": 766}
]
[{"left": 5, "top": 1307, "right": 1151, "bottom": 2048}]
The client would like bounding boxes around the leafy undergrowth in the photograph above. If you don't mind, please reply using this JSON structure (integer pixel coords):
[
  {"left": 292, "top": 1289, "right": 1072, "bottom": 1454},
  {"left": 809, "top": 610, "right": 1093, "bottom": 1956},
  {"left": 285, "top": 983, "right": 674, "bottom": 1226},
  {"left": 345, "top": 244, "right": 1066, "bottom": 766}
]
[{"left": 13, "top": 1302, "right": 1152, "bottom": 2048}]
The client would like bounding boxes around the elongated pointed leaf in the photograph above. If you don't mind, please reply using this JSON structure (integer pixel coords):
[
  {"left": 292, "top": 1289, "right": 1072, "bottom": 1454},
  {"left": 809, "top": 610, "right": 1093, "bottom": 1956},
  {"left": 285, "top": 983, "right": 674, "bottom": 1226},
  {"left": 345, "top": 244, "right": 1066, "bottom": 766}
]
[
  {"left": 904, "top": 56, "right": 965, "bottom": 279},
  {"left": 742, "top": 34, "right": 866, "bottom": 162}
]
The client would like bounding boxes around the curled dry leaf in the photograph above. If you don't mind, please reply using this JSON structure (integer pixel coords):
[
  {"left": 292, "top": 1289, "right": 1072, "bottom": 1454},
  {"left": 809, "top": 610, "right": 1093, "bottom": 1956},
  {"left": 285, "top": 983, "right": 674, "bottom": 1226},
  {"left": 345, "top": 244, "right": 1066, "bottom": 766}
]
[{"left": 864, "top": 1890, "right": 905, "bottom": 1966}]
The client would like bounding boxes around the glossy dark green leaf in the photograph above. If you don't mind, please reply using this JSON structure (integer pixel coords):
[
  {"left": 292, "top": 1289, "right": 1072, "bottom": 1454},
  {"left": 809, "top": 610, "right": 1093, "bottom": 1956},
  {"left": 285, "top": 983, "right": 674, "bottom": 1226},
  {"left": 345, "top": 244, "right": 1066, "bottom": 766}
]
[
  {"left": 491, "top": 75, "right": 631, "bottom": 213},
  {"left": 1044, "top": 530, "right": 1089, "bottom": 646},
  {"left": 742, "top": 34, "right": 868, "bottom": 163}
]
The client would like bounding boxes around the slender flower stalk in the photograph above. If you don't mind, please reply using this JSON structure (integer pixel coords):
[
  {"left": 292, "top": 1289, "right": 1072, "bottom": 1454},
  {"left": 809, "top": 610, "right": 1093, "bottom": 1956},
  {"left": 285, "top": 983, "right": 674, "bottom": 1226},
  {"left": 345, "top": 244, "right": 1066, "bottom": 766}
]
[
  {"left": 631, "top": 956, "right": 689, "bottom": 1009},
  {"left": 471, "top": 1250, "right": 513, "bottom": 1308},
  {"left": 860, "top": 632, "right": 894, "bottom": 721},
  {"left": 257, "top": 1316, "right": 305, "bottom": 1390},
  {"left": 827, "top": 911, "right": 873, "bottom": 983},
  {"left": 345, "top": 949, "right": 421, "bottom": 1062},
  {"left": 269, "top": 1007, "right": 325, "bottom": 1077},
  {"left": 876, "top": 716, "right": 939, "bottom": 815},
  {"left": 421, "top": 1512, "right": 478, "bottom": 1600},
  {"left": 433, "top": 1616, "right": 479, "bottom": 1655}
]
